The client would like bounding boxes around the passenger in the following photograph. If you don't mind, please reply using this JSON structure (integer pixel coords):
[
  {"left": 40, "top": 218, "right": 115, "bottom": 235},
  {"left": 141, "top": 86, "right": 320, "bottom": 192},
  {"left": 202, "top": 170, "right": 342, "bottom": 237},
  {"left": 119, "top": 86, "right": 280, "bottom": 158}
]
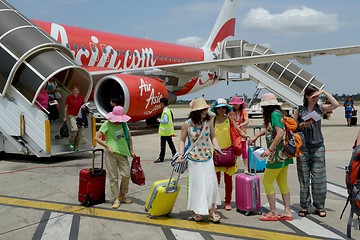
[
  {"left": 47, "top": 77, "right": 61, "bottom": 114},
  {"left": 64, "top": 86, "right": 85, "bottom": 151},
  {"left": 110, "top": 97, "right": 122, "bottom": 107},
  {"left": 211, "top": 98, "right": 246, "bottom": 211},
  {"left": 294, "top": 87, "right": 339, "bottom": 217},
  {"left": 95, "top": 106, "right": 136, "bottom": 209},
  {"left": 154, "top": 98, "right": 177, "bottom": 163},
  {"left": 344, "top": 95, "right": 356, "bottom": 127},
  {"left": 248, "top": 93, "right": 293, "bottom": 221},
  {"left": 35, "top": 85, "right": 49, "bottom": 111},
  {"left": 229, "top": 96, "right": 250, "bottom": 173},
  {"left": 178, "top": 98, "right": 222, "bottom": 222}
]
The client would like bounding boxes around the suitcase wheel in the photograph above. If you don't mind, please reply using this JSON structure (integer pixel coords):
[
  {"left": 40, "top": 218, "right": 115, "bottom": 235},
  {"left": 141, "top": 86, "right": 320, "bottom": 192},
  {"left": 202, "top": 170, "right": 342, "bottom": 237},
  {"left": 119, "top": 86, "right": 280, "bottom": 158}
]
[
  {"left": 83, "top": 193, "right": 91, "bottom": 207},
  {"left": 257, "top": 210, "right": 262, "bottom": 215},
  {"left": 245, "top": 211, "right": 250, "bottom": 216}
]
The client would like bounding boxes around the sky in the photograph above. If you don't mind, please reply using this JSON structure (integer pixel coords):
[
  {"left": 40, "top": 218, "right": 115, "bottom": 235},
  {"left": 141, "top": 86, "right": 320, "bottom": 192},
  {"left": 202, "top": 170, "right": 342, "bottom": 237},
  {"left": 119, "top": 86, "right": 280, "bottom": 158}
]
[{"left": 9, "top": 0, "right": 360, "bottom": 101}]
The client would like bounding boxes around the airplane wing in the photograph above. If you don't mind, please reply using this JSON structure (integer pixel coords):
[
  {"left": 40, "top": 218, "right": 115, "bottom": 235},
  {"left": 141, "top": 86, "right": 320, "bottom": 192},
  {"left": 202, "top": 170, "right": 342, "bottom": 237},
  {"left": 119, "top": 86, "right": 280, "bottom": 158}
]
[{"left": 89, "top": 45, "right": 360, "bottom": 79}]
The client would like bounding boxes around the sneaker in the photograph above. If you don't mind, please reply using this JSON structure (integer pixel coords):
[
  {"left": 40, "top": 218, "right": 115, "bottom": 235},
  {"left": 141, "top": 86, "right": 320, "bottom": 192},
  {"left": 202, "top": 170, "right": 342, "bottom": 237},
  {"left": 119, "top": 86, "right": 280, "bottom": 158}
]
[
  {"left": 69, "top": 144, "right": 74, "bottom": 150},
  {"left": 74, "top": 147, "right": 79, "bottom": 151},
  {"left": 225, "top": 203, "right": 232, "bottom": 211}
]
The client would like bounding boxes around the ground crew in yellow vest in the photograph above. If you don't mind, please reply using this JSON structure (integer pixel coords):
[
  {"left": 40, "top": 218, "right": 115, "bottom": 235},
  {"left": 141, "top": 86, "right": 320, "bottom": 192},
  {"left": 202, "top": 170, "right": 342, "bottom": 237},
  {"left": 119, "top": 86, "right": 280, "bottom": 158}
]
[{"left": 154, "top": 98, "right": 177, "bottom": 163}]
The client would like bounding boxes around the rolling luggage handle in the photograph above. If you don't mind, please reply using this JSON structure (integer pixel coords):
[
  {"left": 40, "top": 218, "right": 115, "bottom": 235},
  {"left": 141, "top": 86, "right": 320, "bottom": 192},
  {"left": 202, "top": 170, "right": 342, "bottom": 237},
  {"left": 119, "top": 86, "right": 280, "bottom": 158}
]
[
  {"left": 165, "top": 166, "right": 182, "bottom": 193},
  {"left": 92, "top": 149, "right": 105, "bottom": 176}
]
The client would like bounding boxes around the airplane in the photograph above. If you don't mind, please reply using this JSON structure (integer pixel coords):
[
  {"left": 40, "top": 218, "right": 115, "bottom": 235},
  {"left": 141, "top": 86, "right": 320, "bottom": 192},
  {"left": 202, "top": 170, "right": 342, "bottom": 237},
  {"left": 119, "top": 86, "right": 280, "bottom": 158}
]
[{"left": 3, "top": 0, "right": 360, "bottom": 124}]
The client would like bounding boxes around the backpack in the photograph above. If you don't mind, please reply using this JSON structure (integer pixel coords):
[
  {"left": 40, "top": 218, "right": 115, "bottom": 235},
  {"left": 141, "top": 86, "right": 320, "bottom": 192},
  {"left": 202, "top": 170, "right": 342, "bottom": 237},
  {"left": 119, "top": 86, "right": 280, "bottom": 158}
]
[
  {"left": 277, "top": 111, "right": 306, "bottom": 157},
  {"left": 340, "top": 145, "right": 360, "bottom": 238}
]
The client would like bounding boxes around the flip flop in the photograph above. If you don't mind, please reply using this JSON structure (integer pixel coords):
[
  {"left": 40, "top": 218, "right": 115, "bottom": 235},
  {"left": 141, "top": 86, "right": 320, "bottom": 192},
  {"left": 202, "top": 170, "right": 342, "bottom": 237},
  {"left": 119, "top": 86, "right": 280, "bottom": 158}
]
[
  {"left": 314, "top": 209, "right": 326, "bottom": 217},
  {"left": 259, "top": 214, "right": 278, "bottom": 221},
  {"left": 298, "top": 209, "right": 308, "bottom": 217},
  {"left": 278, "top": 214, "right": 293, "bottom": 221}
]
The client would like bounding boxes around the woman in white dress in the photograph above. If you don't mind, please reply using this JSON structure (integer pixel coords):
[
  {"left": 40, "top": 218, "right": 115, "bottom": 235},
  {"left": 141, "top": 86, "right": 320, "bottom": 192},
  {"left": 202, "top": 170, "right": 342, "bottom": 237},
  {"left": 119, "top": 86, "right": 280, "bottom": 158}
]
[{"left": 178, "top": 98, "right": 222, "bottom": 222}]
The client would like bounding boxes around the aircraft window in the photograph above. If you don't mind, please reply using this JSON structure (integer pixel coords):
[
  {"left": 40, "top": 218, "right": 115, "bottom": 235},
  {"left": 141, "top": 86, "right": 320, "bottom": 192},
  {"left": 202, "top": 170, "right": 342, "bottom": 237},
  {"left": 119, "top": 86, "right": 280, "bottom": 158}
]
[
  {"left": 168, "top": 56, "right": 171, "bottom": 62},
  {"left": 181, "top": 58, "right": 184, "bottom": 62},
  {"left": 134, "top": 52, "right": 138, "bottom": 57},
  {"left": 92, "top": 46, "right": 96, "bottom": 52},
  {"left": 139, "top": 53, "right": 142, "bottom": 58},
  {"left": 185, "top": 59, "right": 187, "bottom": 63},
  {"left": 173, "top": 57, "right": 176, "bottom": 62},
  {"left": 103, "top": 48, "right": 107, "bottom": 54},
  {"left": 128, "top": 51, "right": 132, "bottom": 57},
  {"left": 117, "top": 50, "right": 121, "bottom": 55},
  {"left": 177, "top": 57, "right": 179, "bottom": 62},
  {"left": 188, "top": 59, "right": 191, "bottom": 62},
  {"left": 74, "top": 44, "right": 78, "bottom": 51},
  {"left": 123, "top": 50, "right": 126, "bottom": 55},
  {"left": 154, "top": 54, "right": 157, "bottom": 59},
  {"left": 81, "top": 45, "right": 86, "bottom": 51},
  {"left": 150, "top": 54, "right": 153, "bottom": 59},
  {"left": 192, "top": 59, "right": 194, "bottom": 62},
  {"left": 164, "top": 56, "right": 167, "bottom": 61},
  {"left": 66, "top": 43, "right": 71, "bottom": 49},
  {"left": 159, "top": 55, "right": 162, "bottom": 60},
  {"left": 144, "top": 53, "right": 148, "bottom": 58},
  {"left": 110, "top": 49, "right": 114, "bottom": 55}
]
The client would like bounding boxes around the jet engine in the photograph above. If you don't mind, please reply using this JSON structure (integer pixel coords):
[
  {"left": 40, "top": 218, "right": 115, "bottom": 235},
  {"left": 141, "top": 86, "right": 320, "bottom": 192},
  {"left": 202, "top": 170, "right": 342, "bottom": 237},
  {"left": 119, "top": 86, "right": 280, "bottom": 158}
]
[{"left": 94, "top": 74, "right": 176, "bottom": 122}]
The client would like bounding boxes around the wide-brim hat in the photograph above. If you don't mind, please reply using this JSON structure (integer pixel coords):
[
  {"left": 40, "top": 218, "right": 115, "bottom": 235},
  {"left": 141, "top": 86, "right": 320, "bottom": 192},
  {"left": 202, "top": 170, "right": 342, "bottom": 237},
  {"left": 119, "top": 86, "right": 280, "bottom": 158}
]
[
  {"left": 210, "top": 98, "right": 233, "bottom": 113},
  {"left": 190, "top": 98, "right": 210, "bottom": 111},
  {"left": 229, "top": 96, "right": 247, "bottom": 106},
  {"left": 106, "top": 106, "right": 131, "bottom": 123},
  {"left": 259, "top": 93, "right": 282, "bottom": 107}
]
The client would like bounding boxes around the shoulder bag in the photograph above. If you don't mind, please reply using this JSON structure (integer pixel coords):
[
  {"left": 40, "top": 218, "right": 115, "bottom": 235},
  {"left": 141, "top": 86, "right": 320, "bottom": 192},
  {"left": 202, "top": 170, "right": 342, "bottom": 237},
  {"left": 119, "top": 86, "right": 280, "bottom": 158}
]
[{"left": 213, "top": 117, "right": 236, "bottom": 167}]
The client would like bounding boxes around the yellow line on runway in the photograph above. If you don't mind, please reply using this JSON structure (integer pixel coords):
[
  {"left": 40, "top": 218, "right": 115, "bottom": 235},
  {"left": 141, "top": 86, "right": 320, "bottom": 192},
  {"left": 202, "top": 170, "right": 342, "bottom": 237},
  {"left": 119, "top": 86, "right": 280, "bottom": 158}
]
[{"left": 0, "top": 196, "right": 320, "bottom": 240}]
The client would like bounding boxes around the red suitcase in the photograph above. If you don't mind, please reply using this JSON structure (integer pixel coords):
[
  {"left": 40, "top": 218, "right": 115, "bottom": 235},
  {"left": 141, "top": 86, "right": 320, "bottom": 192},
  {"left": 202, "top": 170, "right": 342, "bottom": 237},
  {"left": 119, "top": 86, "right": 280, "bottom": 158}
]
[
  {"left": 78, "top": 149, "right": 106, "bottom": 206},
  {"left": 235, "top": 173, "right": 262, "bottom": 215}
]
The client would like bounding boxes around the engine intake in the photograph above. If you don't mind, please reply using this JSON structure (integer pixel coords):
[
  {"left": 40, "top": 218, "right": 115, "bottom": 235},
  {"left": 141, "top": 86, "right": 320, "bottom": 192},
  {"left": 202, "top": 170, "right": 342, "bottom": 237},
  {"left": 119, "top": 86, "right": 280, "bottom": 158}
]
[{"left": 94, "top": 74, "right": 172, "bottom": 122}]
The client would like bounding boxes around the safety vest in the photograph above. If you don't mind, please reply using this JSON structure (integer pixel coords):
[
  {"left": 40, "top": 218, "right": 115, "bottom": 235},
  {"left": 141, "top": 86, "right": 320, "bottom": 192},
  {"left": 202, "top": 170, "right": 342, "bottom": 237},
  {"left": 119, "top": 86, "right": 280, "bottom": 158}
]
[{"left": 159, "top": 108, "right": 174, "bottom": 136}]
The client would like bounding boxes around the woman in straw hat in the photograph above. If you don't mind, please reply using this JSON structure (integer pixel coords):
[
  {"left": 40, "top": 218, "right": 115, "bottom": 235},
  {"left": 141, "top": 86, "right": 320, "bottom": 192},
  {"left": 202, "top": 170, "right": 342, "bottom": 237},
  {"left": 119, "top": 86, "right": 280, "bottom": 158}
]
[
  {"left": 211, "top": 98, "right": 247, "bottom": 211},
  {"left": 229, "top": 96, "right": 250, "bottom": 173},
  {"left": 294, "top": 87, "right": 338, "bottom": 218},
  {"left": 178, "top": 98, "right": 222, "bottom": 222},
  {"left": 248, "top": 93, "right": 293, "bottom": 221},
  {"left": 95, "top": 106, "right": 136, "bottom": 209}
]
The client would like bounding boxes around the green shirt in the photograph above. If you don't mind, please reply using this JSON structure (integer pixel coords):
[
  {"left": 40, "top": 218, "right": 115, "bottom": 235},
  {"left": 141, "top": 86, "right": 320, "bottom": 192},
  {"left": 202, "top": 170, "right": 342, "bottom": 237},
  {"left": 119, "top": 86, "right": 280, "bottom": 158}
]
[
  {"left": 265, "top": 111, "right": 293, "bottom": 169},
  {"left": 99, "top": 120, "right": 131, "bottom": 157}
]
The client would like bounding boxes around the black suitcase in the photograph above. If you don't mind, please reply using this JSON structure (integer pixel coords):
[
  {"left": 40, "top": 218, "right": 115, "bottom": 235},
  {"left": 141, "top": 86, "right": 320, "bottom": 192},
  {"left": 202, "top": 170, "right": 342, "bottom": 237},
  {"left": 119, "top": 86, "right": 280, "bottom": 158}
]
[{"left": 351, "top": 117, "right": 357, "bottom": 126}]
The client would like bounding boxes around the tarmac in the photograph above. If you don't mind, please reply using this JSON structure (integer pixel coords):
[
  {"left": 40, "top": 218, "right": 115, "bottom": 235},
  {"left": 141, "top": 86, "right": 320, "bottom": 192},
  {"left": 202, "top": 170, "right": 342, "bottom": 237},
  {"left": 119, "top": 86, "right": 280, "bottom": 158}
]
[{"left": 0, "top": 106, "right": 359, "bottom": 240}]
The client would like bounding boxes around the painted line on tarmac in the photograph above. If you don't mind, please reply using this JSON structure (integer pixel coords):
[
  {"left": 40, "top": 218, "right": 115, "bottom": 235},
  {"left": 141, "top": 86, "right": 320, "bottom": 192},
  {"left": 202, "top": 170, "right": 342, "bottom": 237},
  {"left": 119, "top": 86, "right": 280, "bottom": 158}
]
[
  {"left": 328, "top": 182, "right": 347, "bottom": 199},
  {"left": 0, "top": 163, "right": 92, "bottom": 175},
  {"left": 0, "top": 195, "right": 322, "bottom": 240},
  {"left": 264, "top": 202, "right": 345, "bottom": 239}
]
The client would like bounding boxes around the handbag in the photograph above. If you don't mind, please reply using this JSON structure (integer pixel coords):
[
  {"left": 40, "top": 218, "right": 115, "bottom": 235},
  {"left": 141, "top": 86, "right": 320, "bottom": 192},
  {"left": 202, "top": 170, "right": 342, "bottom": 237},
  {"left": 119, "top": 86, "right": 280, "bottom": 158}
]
[
  {"left": 230, "top": 122, "right": 242, "bottom": 156},
  {"left": 60, "top": 122, "right": 69, "bottom": 138},
  {"left": 213, "top": 145, "right": 236, "bottom": 167},
  {"left": 55, "top": 91, "right": 62, "bottom": 100},
  {"left": 131, "top": 156, "right": 145, "bottom": 186},
  {"left": 171, "top": 121, "right": 208, "bottom": 173}
]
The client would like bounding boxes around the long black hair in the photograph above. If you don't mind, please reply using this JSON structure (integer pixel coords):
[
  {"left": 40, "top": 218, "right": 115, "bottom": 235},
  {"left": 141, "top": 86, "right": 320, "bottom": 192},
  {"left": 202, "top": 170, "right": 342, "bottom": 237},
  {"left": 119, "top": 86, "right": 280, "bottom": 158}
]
[
  {"left": 232, "top": 104, "right": 244, "bottom": 112},
  {"left": 262, "top": 105, "right": 287, "bottom": 128},
  {"left": 189, "top": 109, "right": 210, "bottom": 125}
]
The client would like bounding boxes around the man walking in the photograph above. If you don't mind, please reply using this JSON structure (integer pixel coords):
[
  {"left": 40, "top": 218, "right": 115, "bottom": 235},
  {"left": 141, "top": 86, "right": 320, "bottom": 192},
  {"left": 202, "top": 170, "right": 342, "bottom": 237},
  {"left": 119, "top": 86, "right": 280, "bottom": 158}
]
[{"left": 154, "top": 98, "right": 177, "bottom": 163}]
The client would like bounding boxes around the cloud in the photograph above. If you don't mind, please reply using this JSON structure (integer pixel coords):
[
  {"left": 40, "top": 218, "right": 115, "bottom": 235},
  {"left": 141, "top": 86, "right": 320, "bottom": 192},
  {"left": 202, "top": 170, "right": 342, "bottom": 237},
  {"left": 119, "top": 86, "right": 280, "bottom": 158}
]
[
  {"left": 177, "top": 36, "right": 205, "bottom": 48},
  {"left": 242, "top": 6, "right": 339, "bottom": 35}
]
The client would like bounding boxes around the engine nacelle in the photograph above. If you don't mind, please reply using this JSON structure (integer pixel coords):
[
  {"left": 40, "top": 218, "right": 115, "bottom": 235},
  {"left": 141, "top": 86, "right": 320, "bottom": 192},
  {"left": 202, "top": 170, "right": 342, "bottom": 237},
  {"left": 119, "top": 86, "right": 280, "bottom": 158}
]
[{"left": 94, "top": 74, "right": 170, "bottom": 122}]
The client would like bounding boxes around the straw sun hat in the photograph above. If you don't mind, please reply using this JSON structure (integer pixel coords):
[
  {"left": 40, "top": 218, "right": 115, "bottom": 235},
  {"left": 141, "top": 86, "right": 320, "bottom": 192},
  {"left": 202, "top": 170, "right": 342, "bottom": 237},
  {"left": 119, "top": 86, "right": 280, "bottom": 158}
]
[
  {"left": 259, "top": 93, "right": 282, "bottom": 107},
  {"left": 190, "top": 98, "right": 210, "bottom": 111}
]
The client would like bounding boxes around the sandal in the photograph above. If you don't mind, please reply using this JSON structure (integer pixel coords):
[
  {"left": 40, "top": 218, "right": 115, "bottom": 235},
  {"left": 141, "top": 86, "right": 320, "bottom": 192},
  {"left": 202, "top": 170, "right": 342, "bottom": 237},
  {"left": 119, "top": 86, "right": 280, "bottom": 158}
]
[
  {"left": 119, "top": 195, "right": 132, "bottom": 204},
  {"left": 192, "top": 212, "right": 203, "bottom": 222},
  {"left": 208, "top": 213, "right": 221, "bottom": 223},
  {"left": 259, "top": 214, "right": 278, "bottom": 221},
  {"left": 112, "top": 200, "right": 120, "bottom": 209},
  {"left": 314, "top": 209, "right": 326, "bottom": 217},
  {"left": 298, "top": 209, "right": 308, "bottom": 217}
]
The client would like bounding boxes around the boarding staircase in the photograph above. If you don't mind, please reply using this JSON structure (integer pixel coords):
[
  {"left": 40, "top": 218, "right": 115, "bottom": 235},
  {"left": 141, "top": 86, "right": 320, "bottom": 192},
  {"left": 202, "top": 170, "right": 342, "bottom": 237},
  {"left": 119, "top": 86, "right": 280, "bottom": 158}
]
[
  {"left": 218, "top": 40, "right": 325, "bottom": 107},
  {"left": 0, "top": 0, "right": 94, "bottom": 157}
]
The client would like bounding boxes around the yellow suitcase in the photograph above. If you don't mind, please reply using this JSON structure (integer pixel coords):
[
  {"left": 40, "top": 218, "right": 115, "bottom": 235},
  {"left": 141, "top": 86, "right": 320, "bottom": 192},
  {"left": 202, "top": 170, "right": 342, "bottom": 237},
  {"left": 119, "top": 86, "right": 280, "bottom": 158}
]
[{"left": 145, "top": 169, "right": 181, "bottom": 218}]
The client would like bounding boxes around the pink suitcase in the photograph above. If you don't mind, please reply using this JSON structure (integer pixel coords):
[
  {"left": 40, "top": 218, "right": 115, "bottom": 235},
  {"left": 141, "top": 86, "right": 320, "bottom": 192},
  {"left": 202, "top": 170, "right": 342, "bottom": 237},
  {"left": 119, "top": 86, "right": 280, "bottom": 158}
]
[{"left": 235, "top": 173, "right": 262, "bottom": 216}]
